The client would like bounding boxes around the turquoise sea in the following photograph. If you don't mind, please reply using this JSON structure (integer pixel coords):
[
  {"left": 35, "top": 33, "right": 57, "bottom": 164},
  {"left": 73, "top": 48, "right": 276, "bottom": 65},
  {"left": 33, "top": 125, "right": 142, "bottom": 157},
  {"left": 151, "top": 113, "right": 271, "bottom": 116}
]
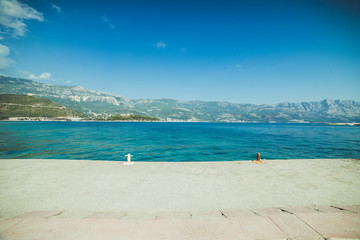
[{"left": 0, "top": 122, "right": 359, "bottom": 161}]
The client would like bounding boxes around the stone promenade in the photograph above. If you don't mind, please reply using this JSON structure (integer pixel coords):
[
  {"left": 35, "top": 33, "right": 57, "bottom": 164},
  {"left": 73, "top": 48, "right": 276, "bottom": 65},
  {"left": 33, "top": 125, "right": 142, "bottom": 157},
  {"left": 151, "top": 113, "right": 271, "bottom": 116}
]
[
  {"left": 1, "top": 159, "right": 359, "bottom": 239},
  {"left": 1, "top": 205, "right": 360, "bottom": 240}
]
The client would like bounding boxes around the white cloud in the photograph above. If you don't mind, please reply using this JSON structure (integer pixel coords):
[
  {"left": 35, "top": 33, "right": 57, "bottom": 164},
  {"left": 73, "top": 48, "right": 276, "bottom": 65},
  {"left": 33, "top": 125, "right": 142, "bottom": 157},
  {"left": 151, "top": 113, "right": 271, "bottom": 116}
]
[
  {"left": 51, "top": 3, "right": 61, "bottom": 13},
  {"left": 0, "top": 0, "right": 44, "bottom": 37},
  {"left": 20, "top": 70, "right": 55, "bottom": 81},
  {"left": 0, "top": 43, "right": 15, "bottom": 69},
  {"left": 66, "top": 80, "right": 71, "bottom": 83},
  {"left": 156, "top": 41, "right": 166, "bottom": 49},
  {"left": 39, "top": 72, "right": 51, "bottom": 80},
  {"left": 235, "top": 64, "right": 242, "bottom": 68},
  {"left": 101, "top": 14, "right": 115, "bottom": 30},
  {"left": 30, "top": 72, "right": 52, "bottom": 81}
]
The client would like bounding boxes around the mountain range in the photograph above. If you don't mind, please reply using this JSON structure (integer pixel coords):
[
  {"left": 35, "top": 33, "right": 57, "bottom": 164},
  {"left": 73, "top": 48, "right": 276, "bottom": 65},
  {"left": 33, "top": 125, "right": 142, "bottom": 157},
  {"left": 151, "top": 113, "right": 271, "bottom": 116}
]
[{"left": 1, "top": 76, "right": 359, "bottom": 123}]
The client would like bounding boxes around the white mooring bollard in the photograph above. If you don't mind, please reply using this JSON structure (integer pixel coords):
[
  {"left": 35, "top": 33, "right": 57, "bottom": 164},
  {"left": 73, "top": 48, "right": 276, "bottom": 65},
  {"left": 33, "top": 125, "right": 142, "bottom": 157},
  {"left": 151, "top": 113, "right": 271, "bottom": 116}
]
[{"left": 123, "top": 153, "right": 134, "bottom": 165}]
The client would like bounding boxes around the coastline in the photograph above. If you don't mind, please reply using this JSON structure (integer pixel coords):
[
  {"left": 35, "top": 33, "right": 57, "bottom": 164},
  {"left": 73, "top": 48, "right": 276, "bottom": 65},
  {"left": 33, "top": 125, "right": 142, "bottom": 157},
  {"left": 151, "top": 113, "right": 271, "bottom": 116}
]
[{"left": 2, "top": 119, "right": 360, "bottom": 125}]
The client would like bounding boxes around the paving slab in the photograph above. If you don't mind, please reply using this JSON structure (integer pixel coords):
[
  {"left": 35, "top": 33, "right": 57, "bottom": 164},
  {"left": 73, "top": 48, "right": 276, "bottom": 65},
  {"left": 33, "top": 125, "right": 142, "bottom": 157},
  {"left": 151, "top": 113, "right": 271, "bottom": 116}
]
[
  {"left": 121, "top": 212, "right": 157, "bottom": 220},
  {"left": 227, "top": 215, "right": 287, "bottom": 239},
  {"left": 268, "top": 212, "right": 322, "bottom": 240},
  {"left": 156, "top": 211, "right": 191, "bottom": 220},
  {"left": 296, "top": 212, "right": 360, "bottom": 239},
  {"left": 0, "top": 218, "right": 287, "bottom": 240},
  {"left": 329, "top": 238, "right": 360, "bottom": 240},
  {"left": 84, "top": 212, "right": 127, "bottom": 219},
  {"left": 2, "top": 210, "right": 359, "bottom": 240},
  {"left": 11, "top": 211, "right": 63, "bottom": 219},
  {"left": 189, "top": 210, "right": 225, "bottom": 219}
]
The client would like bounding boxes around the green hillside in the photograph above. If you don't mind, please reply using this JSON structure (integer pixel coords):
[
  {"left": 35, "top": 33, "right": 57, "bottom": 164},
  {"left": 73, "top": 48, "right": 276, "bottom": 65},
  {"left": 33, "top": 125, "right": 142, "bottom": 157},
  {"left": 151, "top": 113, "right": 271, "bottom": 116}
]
[
  {"left": 107, "top": 114, "right": 160, "bottom": 121},
  {"left": 0, "top": 94, "right": 83, "bottom": 119}
]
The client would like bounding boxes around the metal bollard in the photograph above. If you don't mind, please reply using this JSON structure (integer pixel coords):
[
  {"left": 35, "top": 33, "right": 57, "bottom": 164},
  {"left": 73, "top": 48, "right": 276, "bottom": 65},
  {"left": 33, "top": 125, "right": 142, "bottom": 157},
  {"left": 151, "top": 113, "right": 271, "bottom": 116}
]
[{"left": 123, "top": 153, "right": 134, "bottom": 165}]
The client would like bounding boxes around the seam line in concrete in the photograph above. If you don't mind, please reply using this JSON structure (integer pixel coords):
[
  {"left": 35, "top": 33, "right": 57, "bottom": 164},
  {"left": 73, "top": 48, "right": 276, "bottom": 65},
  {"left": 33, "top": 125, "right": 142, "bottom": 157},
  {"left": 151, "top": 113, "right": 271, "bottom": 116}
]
[
  {"left": 292, "top": 214, "right": 325, "bottom": 238},
  {"left": 279, "top": 208, "right": 326, "bottom": 239},
  {"left": 267, "top": 215, "right": 286, "bottom": 234},
  {"left": 330, "top": 205, "right": 357, "bottom": 214},
  {"left": 219, "top": 210, "right": 228, "bottom": 219},
  {"left": 1, "top": 219, "right": 25, "bottom": 234},
  {"left": 252, "top": 210, "right": 261, "bottom": 216},
  {"left": 47, "top": 210, "right": 64, "bottom": 219}
]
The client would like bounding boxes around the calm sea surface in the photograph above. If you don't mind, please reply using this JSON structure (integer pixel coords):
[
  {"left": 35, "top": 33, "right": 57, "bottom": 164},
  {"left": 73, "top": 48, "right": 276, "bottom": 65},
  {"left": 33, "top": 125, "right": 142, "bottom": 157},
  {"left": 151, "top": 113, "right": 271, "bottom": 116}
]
[{"left": 0, "top": 121, "right": 359, "bottom": 161}]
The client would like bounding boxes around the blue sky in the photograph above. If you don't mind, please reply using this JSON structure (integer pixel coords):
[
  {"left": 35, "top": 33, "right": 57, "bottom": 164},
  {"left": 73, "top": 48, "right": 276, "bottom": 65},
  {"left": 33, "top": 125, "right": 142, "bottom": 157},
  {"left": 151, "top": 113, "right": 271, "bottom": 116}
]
[{"left": 0, "top": 0, "right": 359, "bottom": 104}]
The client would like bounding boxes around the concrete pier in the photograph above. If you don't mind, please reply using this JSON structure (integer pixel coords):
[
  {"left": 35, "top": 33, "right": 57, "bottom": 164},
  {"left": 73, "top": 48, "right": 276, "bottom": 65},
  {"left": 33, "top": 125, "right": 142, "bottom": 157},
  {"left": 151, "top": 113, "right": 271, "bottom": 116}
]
[{"left": 1, "top": 158, "right": 359, "bottom": 239}]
